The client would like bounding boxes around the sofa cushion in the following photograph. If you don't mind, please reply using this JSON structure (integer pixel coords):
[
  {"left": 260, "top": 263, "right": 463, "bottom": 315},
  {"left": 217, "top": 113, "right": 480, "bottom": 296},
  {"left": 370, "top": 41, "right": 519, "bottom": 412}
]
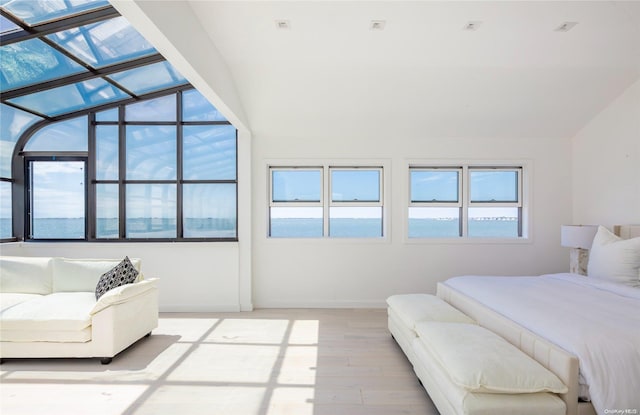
[
  {"left": 0, "top": 293, "right": 44, "bottom": 312},
  {"left": 95, "top": 256, "right": 139, "bottom": 300},
  {"left": 386, "top": 294, "right": 475, "bottom": 330},
  {"left": 415, "top": 322, "right": 567, "bottom": 394},
  {"left": 52, "top": 257, "right": 141, "bottom": 292},
  {"left": 0, "top": 256, "right": 53, "bottom": 294},
  {"left": 0, "top": 292, "right": 95, "bottom": 332}
]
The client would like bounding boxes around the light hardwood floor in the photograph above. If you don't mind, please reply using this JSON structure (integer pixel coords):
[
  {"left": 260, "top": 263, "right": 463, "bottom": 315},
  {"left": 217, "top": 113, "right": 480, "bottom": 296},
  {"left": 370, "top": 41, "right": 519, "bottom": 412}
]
[{"left": 0, "top": 309, "right": 439, "bottom": 415}]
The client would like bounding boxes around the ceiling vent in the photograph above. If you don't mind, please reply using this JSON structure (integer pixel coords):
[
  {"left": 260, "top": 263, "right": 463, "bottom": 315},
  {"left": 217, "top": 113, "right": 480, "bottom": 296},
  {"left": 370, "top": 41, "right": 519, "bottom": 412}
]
[
  {"left": 275, "top": 20, "right": 290, "bottom": 30},
  {"left": 370, "top": 20, "right": 386, "bottom": 31},
  {"left": 463, "top": 21, "right": 482, "bottom": 31},
  {"left": 555, "top": 22, "right": 578, "bottom": 32}
]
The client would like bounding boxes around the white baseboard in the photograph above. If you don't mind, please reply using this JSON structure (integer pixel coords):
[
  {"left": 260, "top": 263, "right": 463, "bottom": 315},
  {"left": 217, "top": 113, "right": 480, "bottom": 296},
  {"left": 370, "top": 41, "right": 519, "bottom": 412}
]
[
  {"left": 253, "top": 300, "right": 387, "bottom": 309},
  {"left": 159, "top": 303, "right": 241, "bottom": 312}
]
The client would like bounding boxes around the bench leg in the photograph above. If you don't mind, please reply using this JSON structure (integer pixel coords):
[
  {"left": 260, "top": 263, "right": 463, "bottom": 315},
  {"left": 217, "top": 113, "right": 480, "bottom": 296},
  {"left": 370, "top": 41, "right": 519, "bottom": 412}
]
[{"left": 100, "top": 357, "right": 113, "bottom": 365}]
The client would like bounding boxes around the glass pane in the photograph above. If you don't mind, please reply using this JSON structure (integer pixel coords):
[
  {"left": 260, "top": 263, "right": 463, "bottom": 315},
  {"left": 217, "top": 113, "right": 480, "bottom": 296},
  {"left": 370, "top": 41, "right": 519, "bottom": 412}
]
[
  {"left": 109, "top": 61, "right": 187, "bottom": 95},
  {"left": 1, "top": 14, "right": 21, "bottom": 34},
  {"left": 270, "top": 207, "right": 322, "bottom": 238},
  {"left": 24, "top": 116, "right": 88, "bottom": 151},
  {"left": 126, "top": 183, "right": 176, "bottom": 238},
  {"left": 1, "top": 104, "right": 43, "bottom": 178},
  {"left": 0, "top": 38, "right": 85, "bottom": 90},
  {"left": 183, "top": 125, "right": 236, "bottom": 180},
  {"left": 96, "top": 183, "right": 118, "bottom": 238},
  {"left": 125, "top": 95, "right": 176, "bottom": 122},
  {"left": 96, "top": 108, "right": 118, "bottom": 122},
  {"left": 126, "top": 125, "right": 176, "bottom": 180},
  {"left": 331, "top": 169, "right": 379, "bottom": 202},
  {"left": 329, "top": 207, "right": 382, "bottom": 237},
  {"left": 30, "top": 161, "right": 85, "bottom": 239},
  {"left": 96, "top": 125, "right": 118, "bottom": 180},
  {"left": 410, "top": 170, "right": 459, "bottom": 203},
  {"left": 408, "top": 207, "right": 459, "bottom": 238},
  {"left": 470, "top": 170, "right": 518, "bottom": 202},
  {"left": 0, "top": 181, "right": 11, "bottom": 238},
  {"left": 272, "top": 169, "right": 321, "bottom": 202},
  {"left": 7, "top": 78, "right": 129, "bottom": 117},
  {"left": 183, "top": 89, "right": 227, "bottom": 122},
  {"left": 183, "top": 183, "right": 236, "bottom": 238},
  {"left": 2, "top": 0, "right": 110, "bottom": 25},
  {"left": 468, "top": 207, "right": 519, "bottom": 238},
  {"left": 47, "top": 16, "right": 156, "bottom": 68}
]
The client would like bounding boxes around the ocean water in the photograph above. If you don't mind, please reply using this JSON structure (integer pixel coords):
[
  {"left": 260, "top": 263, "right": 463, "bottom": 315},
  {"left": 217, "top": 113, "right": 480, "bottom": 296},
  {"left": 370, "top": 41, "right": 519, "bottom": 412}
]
[
  {"left": 270, "top": 218, "right": 518, "bottom": 238},
  {"left": 0, "top": 218, "right": 236, "bottom": 239},
  {"left": 1, "top": 218, "right": 518, "bottom": 239}
]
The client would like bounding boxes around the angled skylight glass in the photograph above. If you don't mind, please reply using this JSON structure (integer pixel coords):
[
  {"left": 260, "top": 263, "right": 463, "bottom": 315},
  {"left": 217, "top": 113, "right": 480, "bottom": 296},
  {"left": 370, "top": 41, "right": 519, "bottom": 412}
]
[
  {"left": 1, "top": 3, "right": 190, "bottom": 119},
  {"left": 0, "top": 14, "right": 20, "bottom": 34},
  {"left": 1, "top": 0, "right": 110, "bottom": 25},
  {"left": 47, "top": 16, "right": 156, "bottom": 68},
  {"left": 0, "top": 38, "right": 86, "bottom": 90},
  {"left": 108, "top": 61, "right": 188, "bottom": 95},
  {"left": 7, "top": 78, "right": 129, "bottom": 117},
  {"left": 1, "top": 104, "right": 43, "bottom": 177}
]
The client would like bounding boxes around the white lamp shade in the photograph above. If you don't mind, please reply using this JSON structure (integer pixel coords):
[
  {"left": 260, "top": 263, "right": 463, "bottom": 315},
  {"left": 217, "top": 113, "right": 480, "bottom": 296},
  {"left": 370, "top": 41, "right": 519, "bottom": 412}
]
[{"left": 561, "top": 225, "right": 598, "bottom": 249}]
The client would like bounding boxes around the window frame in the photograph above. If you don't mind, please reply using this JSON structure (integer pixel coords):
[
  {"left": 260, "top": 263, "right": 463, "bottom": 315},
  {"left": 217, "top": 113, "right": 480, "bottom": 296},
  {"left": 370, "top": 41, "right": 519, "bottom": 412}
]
[
  {"left": 268, "top": 164, "right": 387, "bottom": 239},
  {"left": 25, "top": 155, "right": 89, "bottom": 241},
  {"left": 407, "top": 163, "right": 527, "bottom": 241}
]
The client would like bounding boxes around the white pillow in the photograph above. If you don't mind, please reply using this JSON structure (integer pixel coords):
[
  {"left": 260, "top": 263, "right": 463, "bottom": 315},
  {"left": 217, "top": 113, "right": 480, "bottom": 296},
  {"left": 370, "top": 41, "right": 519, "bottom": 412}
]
[
  {"left": 415, "top": 322, "right": 567, "bottom": 394},
  {"left": 587, "top": 226, "right": 640, "bottom": 287}
]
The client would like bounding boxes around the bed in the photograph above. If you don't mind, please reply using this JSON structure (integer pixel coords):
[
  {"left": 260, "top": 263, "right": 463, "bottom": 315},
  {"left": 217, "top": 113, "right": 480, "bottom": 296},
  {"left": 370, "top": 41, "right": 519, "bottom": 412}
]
[{"left": 437, "top": 225, "right": 640, "bottom": 415}]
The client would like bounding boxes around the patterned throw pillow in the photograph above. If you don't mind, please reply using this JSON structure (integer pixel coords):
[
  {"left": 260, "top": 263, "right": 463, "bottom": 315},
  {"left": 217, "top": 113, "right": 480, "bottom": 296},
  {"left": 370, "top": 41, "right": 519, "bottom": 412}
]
[{"left": 95, "top": 256, "right": 139, "bottom": 300}]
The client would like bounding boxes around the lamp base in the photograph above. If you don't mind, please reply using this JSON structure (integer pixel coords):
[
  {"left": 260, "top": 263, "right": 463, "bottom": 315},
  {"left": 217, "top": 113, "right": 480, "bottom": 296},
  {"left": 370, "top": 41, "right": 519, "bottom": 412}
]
[{"left": 569, "top": 248, "right": 589, "bottom": 276}]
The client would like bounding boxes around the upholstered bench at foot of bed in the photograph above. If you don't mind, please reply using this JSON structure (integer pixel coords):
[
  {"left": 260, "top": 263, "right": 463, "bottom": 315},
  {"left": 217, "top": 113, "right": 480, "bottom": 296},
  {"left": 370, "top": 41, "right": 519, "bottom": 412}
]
[
  {"left": 386, "top": 293, "right": 475, "bottom": 365},
  {"left": 387, "top": 294, "right": 567, "bottom": 415}
]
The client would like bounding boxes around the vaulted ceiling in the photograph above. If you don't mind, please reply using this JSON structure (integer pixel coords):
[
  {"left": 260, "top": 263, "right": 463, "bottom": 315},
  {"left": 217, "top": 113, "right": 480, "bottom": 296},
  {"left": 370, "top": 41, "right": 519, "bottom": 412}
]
[{"left": 111, "top": 1, "right": 640, "bottom": 139}]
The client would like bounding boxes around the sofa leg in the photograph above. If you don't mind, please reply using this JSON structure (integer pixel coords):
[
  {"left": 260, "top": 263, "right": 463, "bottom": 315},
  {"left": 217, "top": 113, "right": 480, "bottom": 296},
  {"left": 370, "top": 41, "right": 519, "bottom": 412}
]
[
  {"left": 100, "top": 357, "right": 113, "bottom": 365},
  {"left": 145, "top": 332, "right": 152, "bottom": 338}
]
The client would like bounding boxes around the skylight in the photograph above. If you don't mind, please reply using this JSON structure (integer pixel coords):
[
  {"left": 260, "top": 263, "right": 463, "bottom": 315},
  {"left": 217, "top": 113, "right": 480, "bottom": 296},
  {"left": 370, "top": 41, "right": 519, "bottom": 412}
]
[{"left": 0, "top": 2, "right": 189, "bottom": 120}]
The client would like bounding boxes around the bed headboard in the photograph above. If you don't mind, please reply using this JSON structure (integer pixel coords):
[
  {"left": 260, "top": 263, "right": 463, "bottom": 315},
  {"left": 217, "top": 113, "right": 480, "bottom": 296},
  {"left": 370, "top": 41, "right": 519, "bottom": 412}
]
[{"left": 613, "top": 225, "right": 640, "bottom": 239}]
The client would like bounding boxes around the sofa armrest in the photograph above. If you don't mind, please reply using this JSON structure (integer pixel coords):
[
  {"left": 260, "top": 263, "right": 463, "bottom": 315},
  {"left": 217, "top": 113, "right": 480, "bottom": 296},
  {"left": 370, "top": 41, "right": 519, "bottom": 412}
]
[{"left": 90, "top": 278, "right": 158, "bottom": 315}]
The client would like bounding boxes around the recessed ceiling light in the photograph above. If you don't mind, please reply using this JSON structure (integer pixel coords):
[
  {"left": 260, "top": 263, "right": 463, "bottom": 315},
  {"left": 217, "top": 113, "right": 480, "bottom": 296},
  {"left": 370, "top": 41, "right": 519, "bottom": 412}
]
[
  {"left": 370, "top": 20, "right": 386, "bottom": 31},
  {"left": 275, "top": 20, "right": 290, "bottom": 30},
  {"left": 463, "top": 21, "right": 482, "bottom": 31},
  {"left": 555, "top": 21, "right": 578, "bottom": 32}
]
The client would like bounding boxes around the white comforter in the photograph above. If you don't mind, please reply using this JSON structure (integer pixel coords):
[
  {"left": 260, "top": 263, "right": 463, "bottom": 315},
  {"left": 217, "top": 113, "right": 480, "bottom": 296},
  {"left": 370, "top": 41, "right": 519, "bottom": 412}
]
[{"left": 443, "top": 273, "right": 640, "bottom": 415}]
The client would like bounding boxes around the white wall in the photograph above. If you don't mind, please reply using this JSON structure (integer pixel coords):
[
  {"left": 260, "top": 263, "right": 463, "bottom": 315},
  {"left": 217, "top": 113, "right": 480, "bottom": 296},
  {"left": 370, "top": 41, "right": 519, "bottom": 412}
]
[
  {"left": 252, "top": 133, "right": 573, "bottom": 308},
  {"left": 0, "top": 242, "right": 240, "bottom": 312},
  {"left": 572, "top": 79, "right": 640, "bottom": 227}
]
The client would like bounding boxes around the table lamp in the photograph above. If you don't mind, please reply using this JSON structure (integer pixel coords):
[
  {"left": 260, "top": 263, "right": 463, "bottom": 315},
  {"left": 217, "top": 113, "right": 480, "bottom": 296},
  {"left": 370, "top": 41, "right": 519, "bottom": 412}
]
[{"left": 560, "top": 225, "right": 598, "bottom": 275}]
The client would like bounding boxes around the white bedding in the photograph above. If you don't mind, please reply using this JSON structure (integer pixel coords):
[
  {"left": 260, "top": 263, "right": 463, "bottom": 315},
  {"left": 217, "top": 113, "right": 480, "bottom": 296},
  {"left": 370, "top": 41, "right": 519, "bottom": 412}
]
[{"left": 443, "top": 273, "right": 640, "bottom": 415}]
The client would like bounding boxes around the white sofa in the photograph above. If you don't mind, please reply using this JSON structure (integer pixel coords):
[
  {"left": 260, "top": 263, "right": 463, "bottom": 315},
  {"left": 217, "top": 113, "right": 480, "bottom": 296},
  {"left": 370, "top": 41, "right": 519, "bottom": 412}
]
[
  {"left": 387, "top": 294, "right": 568, "bottom": 415},
  {"left": 0, "top": 256, "right": 158, "bottom": 364}
]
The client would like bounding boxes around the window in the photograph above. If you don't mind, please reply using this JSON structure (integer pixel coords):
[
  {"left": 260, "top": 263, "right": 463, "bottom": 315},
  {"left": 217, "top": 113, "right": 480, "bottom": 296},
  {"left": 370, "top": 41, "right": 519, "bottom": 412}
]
[
  {"left": 91, "top": 90, "right": 237, "bottom": 241},
  {"left": 269, "top": 166, "right": 384, "bottom": 238},
  {"left": 0, "top": 180, "right": 12, "bottom": 239},
  {"left": 409, "top": 165, "right": 523, "bottom": 238},
  {"left": 27, "top": 159, "right": 87, "bottom": 240},
  {"left": 16, "top": 89, "right": 237, "bottom": 242}
]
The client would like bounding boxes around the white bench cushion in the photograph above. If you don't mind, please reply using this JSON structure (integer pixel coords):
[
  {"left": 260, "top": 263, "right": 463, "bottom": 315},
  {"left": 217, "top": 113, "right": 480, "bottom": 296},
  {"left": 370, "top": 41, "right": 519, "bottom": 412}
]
[
  {"left": 415, "top": 322, "right": 567, "bottom": 394},
  {"left": 386, "top": 293, "right": 475, "bottom": 329}
]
